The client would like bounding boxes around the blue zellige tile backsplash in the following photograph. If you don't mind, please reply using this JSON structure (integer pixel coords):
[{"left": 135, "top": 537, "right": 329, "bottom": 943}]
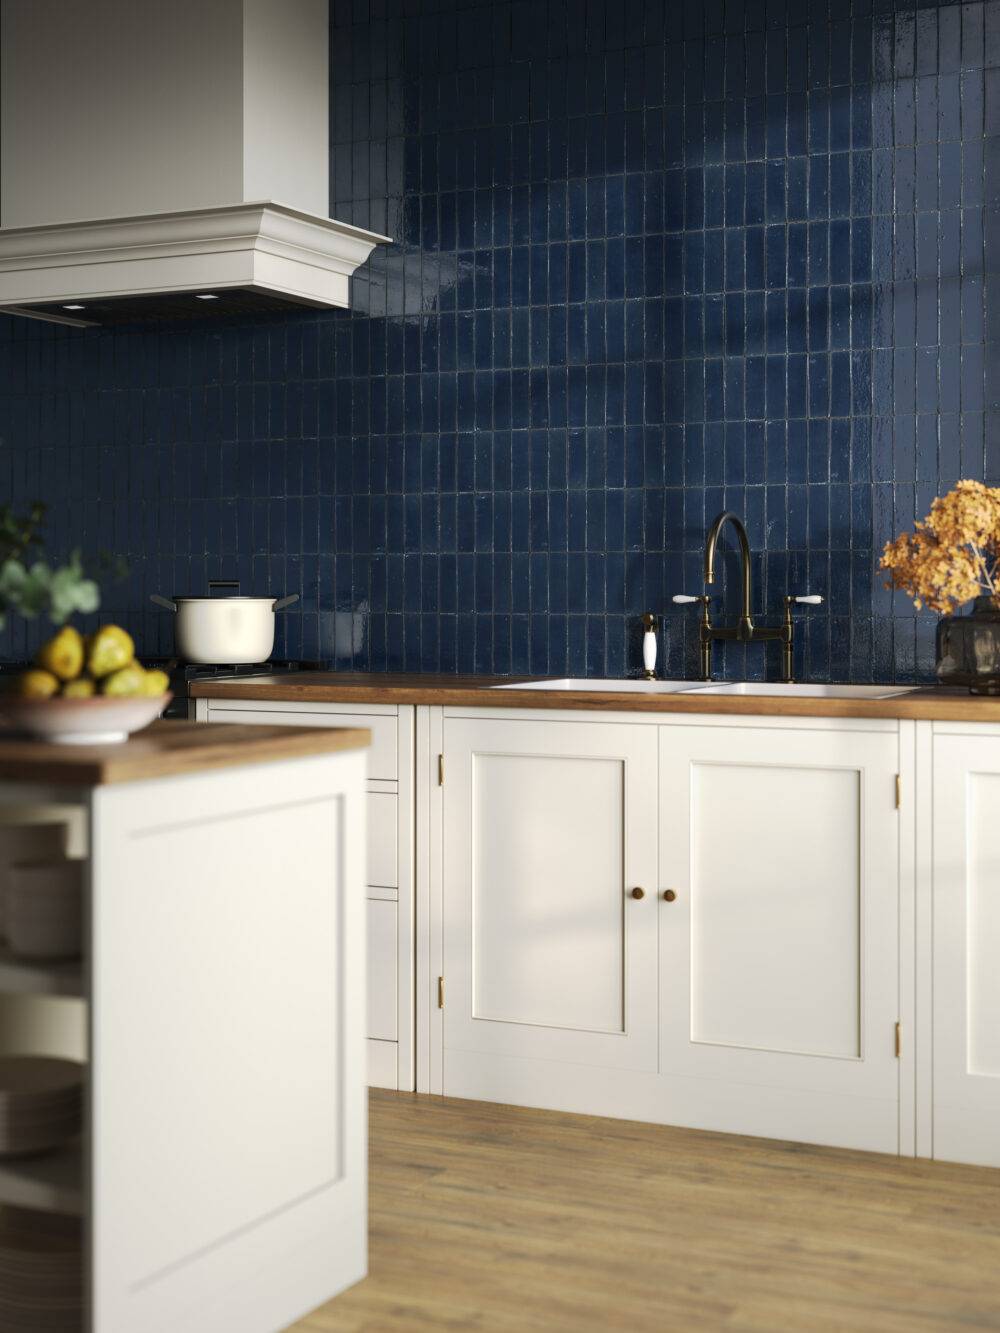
[{"left": 0, "top": 0, "right": 997, "bottom": 681}]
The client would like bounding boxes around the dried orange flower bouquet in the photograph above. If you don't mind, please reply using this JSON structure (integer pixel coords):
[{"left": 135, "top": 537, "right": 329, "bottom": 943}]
[{"left": 880, "top": 481, "right": 1000, "bottom": 613}]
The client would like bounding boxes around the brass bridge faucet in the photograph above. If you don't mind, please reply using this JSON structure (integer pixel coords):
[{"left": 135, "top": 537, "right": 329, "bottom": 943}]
[{"left": 673, "top": 511, "right": 823, "bottom": 682}]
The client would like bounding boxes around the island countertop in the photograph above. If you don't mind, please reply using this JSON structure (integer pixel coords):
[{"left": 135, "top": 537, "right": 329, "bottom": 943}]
[
  {"left": 0, "top": 719, "right": 371, "bottom": 786},
  {"left": 188, "top": 671, "right": 1000, "bottom": 724}
]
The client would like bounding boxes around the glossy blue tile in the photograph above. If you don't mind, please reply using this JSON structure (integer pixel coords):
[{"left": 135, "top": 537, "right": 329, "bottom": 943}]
[{"left": 0, "top": 0, "right": 989, "bottom": 682}]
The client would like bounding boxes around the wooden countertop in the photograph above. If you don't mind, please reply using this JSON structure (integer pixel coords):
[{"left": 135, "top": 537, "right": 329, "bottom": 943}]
[
  {"left": 189, "top": 672, "right": 1000, "bottom": 723},
  {"left": 0, "top": 719, "right": 370, "bottom": 787}
]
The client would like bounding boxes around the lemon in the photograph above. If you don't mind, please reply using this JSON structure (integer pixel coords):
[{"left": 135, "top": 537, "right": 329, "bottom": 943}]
[
  {"left": 142, "top": 668, "right": 170, "bottom": 697},
  {"left": 16, "top": 669, "right": 60, "bottom": 699},
  {"left": 101, "top": 663, "right": 147, "bottom": 697},
  {"left": 87, "top": 625, "right": 134, "bottom": 678},
  {"left": 35, "top": 626, "right": 84, "bottom": 681},
  {"left": 62, "top": 677, "right": 96, "bottom": 698}
]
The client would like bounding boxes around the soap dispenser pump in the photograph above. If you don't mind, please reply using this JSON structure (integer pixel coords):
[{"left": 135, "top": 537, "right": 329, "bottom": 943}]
[{"left": 641, "top": 613, "right": 659, "bottom": 680}]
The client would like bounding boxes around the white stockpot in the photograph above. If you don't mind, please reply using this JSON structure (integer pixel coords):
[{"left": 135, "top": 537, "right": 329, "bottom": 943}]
[{"left": 151, "top": 593, "right": 299, "bottom": 664}]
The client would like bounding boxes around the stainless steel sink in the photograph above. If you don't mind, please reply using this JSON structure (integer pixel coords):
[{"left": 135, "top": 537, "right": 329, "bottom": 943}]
[
  {"left": 683, "top": 682, "right": 921, "bottom": 700},
  {"left": 490, "top": 678, "right": 921, "bottom": 700},
  {"left": 490, "top": 678, "right": 701, "bottom": 694}
]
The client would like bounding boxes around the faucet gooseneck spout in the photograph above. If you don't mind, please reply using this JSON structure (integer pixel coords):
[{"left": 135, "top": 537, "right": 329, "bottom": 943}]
[
  {"left": 673, "top": 509, "right": 825, "bottom": 682},
  {"left": 703, "top": 510, "right": 754, "bottom": 640}
]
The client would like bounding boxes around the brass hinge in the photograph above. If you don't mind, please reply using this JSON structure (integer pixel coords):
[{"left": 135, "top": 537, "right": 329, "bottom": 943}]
[
  {"left": 894, "top": 1021, "right": 901, "bottom": 1058},
  {"left": 895, "top": 774, "right": 902, "bottom": 809},
  {"left": 438, "top": 753, "right": 444, "bottom": 786},
  {"left": 437, "top": 976, "right": 445, "bottom": 1009}
]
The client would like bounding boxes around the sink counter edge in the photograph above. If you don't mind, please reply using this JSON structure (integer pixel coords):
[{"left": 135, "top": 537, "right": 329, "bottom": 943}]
[{"left": 189, "top": 673, "right": 1000, "bottom": 724}]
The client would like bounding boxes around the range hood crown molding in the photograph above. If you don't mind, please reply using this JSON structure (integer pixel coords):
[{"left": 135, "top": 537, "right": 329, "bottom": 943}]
[
  {"left": 0, "top": 201, "right": 391, "bottom": 259},
  {"left": 0, "top": 0, "right": 391, "bottom": 326},
  {"left": 0, "top": 203, "right": 391, "bottom": 326}
]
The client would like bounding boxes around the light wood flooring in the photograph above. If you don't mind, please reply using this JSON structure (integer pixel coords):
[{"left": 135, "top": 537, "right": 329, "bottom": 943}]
[{"left": 294, "top": 1089, "right": 1000, "bottom": 1332}]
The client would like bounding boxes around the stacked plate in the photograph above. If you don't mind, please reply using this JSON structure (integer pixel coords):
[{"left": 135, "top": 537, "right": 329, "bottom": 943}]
[
  {"left": 0, "top": 1205, "right": 82, "bottom": 1331},
  {"left": 6, "top": 862, "right": 84, "bottom": 962},
  {"left": 0, "top": 824, "right": 68, "bottom": 939},
  {"left": 0, "top": 1059, "right": 83, "bottom": 1158}
]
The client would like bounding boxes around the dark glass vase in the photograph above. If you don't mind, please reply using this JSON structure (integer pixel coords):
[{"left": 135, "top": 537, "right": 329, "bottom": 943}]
[{"left": 936, "top": 597, "right": 1000, "bottom": 695}]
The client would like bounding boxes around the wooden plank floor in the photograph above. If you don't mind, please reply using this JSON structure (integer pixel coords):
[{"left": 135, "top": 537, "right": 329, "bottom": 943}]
[{"left": 294, "top": 1089, "right": 1000, "bottom": 1332}]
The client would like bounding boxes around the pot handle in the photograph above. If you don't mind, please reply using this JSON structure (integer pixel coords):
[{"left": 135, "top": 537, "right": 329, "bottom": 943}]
[
  {"left": 150, "top": 594, "right": 178, "bottom": 612},
  {"left": 273, "top": 594, "right": 300, "bottom": 612}
]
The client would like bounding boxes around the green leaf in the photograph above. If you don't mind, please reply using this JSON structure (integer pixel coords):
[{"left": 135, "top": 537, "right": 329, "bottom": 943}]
[{"left": 0, "top": 505, "right": 113, "bottom": 627}]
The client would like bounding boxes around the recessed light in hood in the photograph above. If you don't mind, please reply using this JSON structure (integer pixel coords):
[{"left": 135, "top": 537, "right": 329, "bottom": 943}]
[
  {"left": 18, "top": 279, "right": 355, "bottom": 326},
  {"left": 0, "top": 0, "right": 391, "bottom": 327}
]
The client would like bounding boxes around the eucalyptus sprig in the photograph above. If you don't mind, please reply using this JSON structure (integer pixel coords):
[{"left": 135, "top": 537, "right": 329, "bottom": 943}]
[{"left": 0, "top": 502, "right": 102, "bottom": 631}]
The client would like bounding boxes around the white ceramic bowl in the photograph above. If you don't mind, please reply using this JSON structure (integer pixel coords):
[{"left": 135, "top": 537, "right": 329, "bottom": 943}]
[
  {"left": 0, "top": 694, "right": 171, "bottom": 745},
  {"left": 6, "top": 861, "right": 83, "bottom": 961}
]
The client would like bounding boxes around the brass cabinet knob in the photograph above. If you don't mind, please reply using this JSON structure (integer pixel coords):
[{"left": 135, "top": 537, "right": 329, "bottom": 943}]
[
  {"left": 663, "top": 889, "right": 677, "bottom": 902},
  {"left": 629, "top": 886, "right": 645, "bottom": 900}
]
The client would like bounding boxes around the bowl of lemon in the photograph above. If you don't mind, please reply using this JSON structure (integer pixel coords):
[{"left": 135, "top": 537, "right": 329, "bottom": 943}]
[{"left": 0, "top": 625, "right": 171, "bottom": 745}]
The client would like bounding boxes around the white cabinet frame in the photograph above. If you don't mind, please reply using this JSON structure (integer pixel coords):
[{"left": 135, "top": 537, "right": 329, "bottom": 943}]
[
  {"left": 419, "top": 705, "right": 920, "bottom": 1156},
  {"left": 196, "top": 698, "right": 416, "bottom": 1092},
  {"left": 416, "top": 703, "right": 444, "bottom": 1095},
  {"left": 926, "top": 719, "right": 1000, "bottom": 1167},
  {"left": 193, "top": 696, "right": 1000, "bottom": 1166}
]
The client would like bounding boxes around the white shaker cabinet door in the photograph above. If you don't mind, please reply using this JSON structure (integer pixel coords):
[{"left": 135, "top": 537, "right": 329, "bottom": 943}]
[
  {"left": 89, "top": 753, "right": 367, "bottom": 1332},
  {"left": 658, "top": 724, "right": 901, "bottom": 1152},
  {"left": 932, "top": 731, "right": 1000, "bottom": 1167},
  {"left": 441, "top": 716, "right": 659, "bottom": 1077}
]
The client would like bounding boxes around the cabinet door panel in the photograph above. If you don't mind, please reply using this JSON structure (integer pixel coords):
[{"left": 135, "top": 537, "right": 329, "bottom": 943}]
[
  {"left": 689, "top": 760, "right": 862, "bottom": 1058},
  {"left": 659, "top": 725, "right": 899, "bottom": 1129},
  {"left": 472, "top": 752, "right": 625, "bottom": 1033},
  {"left": 90, "top": 755, "right": 367, "bottom": 1329},
  {"left": 933, "top": 734, "right": 1000, "bottom": 1166},
  {"left": 443, "top": 717, "right": 658, "bottom": 1073}
]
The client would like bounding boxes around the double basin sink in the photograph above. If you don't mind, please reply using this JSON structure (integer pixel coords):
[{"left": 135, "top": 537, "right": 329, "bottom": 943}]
[{"left": 492, "top": 679, "right": 920, "bottom": 700}]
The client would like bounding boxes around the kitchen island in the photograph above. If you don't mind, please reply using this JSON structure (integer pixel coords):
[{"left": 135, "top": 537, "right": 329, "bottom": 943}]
[
  {"left": 190, "top": 674, "right": 1000, "bottom": 1171},
  {"left": 0, "top": 721, "right": 370, "bottom": 1333}
]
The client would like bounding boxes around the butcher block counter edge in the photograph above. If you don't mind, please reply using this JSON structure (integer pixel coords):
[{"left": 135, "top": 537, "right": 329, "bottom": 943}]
[
  {"left": 0, "top": 719, "right": 371, "bottom": 786},
  {"left": 188, "top": 672, "right": 1000, "bottom": 724}
]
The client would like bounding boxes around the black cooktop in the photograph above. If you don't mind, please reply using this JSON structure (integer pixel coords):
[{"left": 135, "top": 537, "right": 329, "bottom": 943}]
[{"left": 151, "top": 660, "right": 324, "bottom": 716}]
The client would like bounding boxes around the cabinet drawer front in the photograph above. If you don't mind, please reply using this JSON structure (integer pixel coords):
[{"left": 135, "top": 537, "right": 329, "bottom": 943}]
[
  {"left": 367, "top": 792, "right": 398, "bottom": 889},
  {"left": 205, "top": 705, "right": 397, "bottom": 780},
  {"left": 367, "top": 898, "right": 398, "bottom": 1042}
]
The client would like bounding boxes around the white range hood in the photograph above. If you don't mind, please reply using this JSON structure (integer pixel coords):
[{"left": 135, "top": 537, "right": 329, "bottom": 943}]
[{"left": 0, "top": 0, "right": 389, "bottom": 326}]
